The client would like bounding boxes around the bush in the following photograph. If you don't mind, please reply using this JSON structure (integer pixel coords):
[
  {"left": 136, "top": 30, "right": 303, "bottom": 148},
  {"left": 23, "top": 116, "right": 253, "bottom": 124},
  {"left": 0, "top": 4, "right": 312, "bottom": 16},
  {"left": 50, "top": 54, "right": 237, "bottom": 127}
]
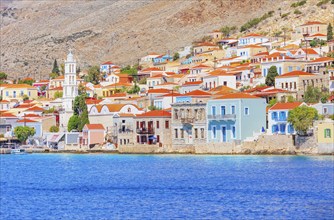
[
  {"left": 240, "top": 11, "right": 274, "bottom": 32},
  {"left": 317, "top": 0, "right": 330, "bottom": 6},
  {"left": 288, "top": 106, "right": 318, "bottom": 135},
  {"left": 281, "top": 12, "right": 290, "bottom": 18},
  {"left": 49, "top": 126, "right": 59, "bottom": 132},
  {"left": 291, "top": 0, "right": 307, "bottom": 7},
  {"left": 294, "top": 9, "right": 302, "bottom": 14}
]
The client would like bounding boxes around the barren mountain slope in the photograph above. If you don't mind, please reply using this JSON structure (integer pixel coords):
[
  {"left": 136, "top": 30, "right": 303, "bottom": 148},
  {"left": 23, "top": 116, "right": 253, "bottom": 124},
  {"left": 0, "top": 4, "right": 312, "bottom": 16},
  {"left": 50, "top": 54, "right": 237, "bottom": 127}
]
[{"left": 0, "top": 0, "right": 333, "bottom": 79}]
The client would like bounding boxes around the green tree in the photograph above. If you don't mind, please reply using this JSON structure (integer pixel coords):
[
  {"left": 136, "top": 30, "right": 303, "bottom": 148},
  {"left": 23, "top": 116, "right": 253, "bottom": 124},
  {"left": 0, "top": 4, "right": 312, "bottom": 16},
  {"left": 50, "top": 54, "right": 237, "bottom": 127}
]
[
  {"left": 288, "top": 105, "right": 318, "bottom": 135},
  {"left": 0, "top": 72, "right": 7, "bottom": 80},
  {"left": 148, "top": 105, "right": 161, "bottom": 110},
  {"left": 85, "top": 66, "right": 100, "bottom": 85},
  {"left": 120, "top": 65, "right": 138, "bottom": 75},
  {"left": 173, "top": 52, "right": 180, "bottom": 61},
  {"left": 22, "top": 94, "right": 29, "bottom": 101},
  {"left": 14, "top": 126, "right": 36, "bottom": 144},
  {"left": 328, "top": 23, "right": 333, "bottom": 41},
  {"left": 127, "top": 83, "right": 140, "bottom": 94},
  {"left": 287, "top": 95, "right": 295, "bottom": 103},
  {"left": 52, "top": 59, "right": 60, "bottom": 75},
  {"left": 265, "top": 66, "right": 278, "bottom": 86},
  {"left": 68, "top": 115, "right": 79, "bottom": 132},
  {"left": 50, "top": 72, "right": 59, "bottom": 79},
  {"left": 68, "top": 94, "right": 90, "bottom": 131},
  {"left": 54, "top": 91, "right": 63, "bottom": 99},
  {"left": 19, "top": 78, "right": 34, "bottom": 86},
  {"left": 268, "top": 98, "right": 277, "bottom": 107},
  {"left": 303, "top": 86, "right": 322, "bottom": 103},
  {"left": 78, "top": 83, "right": 87, "bottom": 96},
  {"left": 320, "top": 92, "right": 330, "bottom": 103},
  {"left": 49, "top": 125, "right": 59, "bottom": 132},
  {"left": 60, "top": 63, "right": 65, "bottom": 75}
]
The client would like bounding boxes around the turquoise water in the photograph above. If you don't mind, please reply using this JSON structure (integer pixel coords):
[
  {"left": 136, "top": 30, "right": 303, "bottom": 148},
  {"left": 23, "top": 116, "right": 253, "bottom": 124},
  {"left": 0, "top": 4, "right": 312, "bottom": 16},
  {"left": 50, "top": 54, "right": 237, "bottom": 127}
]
[{"left": 0, "top": 154, "right": 333, "bottom": 219}]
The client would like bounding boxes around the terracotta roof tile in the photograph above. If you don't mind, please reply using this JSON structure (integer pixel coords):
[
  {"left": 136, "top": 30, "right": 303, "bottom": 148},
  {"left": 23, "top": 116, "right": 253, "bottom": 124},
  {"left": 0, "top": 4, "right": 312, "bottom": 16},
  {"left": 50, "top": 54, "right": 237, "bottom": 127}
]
[
  {"left": 137, "top": 110, "right": 171, "bottom": 118},
  {"left": 300, "top": 21, "right": 326, "bottom": 26},
  {"left": 85, "top": 124, "right": 105, "bottom": 130},
  {"left": 25, "top": 106, "right": 44, "bottom": 112},
  {"left": 17, "top": 118, "right": 37, "bottom": 123},
  {"left": 182, "top": 89, "right": 211, "bottom": 96},
  {"left": 276, "top": 71, "right": 314, "bottom": 78},
  {"left": 269, "top": 102, "right": 303, "bottom": 110},
  {"left": 147, "top": 88, "right": 171, "bottom": 94},
  {"left": 183, "top": 81, "right": 203, "bottom": 86},
  {"left": 215, "top": 92, "right": 261, "bottom": 100}
]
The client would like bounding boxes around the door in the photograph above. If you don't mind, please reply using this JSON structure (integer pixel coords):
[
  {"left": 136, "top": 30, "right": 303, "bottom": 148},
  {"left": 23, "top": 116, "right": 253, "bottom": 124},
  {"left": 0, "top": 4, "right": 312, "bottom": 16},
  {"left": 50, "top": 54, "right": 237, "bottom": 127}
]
[
  {"left": 188, "top": 128, "right": 193, "bottom": 144},
  {"left": 222, "top": 126, "right": 227, "bottom": 142}
]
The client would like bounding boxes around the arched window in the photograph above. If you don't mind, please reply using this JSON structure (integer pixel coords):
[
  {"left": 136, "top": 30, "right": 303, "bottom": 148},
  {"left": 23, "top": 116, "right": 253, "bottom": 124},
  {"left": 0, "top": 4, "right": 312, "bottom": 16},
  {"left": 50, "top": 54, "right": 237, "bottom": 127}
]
[{"left": 128, "top": 107, "right": 131, "bottom": 113}]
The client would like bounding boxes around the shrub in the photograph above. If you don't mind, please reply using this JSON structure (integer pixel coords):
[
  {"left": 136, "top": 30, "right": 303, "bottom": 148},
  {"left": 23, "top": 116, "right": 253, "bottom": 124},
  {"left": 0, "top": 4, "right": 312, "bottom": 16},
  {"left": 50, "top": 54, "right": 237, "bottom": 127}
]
[
  {"left": 291, "top": 0, "right": 307, "bottom": 7},
  {"left": 317, "top": 0, "right": 330, "bottom": 6},
  {"left": 294, "top": 9, "right": 302, "bottom": 14},
  {"left": 49, "top": 126, "right": 59, "bottom": 132},
  {"left": 281, "top": 12, "right": 290, "bottom": 18},
  {"left": 240, "top": 11, "right": 274, "bottom": 32}
]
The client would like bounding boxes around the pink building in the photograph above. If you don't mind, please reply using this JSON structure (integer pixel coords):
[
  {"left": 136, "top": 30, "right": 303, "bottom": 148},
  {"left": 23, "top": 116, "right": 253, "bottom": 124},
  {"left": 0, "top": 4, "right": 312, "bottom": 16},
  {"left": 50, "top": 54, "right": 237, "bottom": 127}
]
[{"left": 82, "top": 124, "right": 105, "bottom": 148}]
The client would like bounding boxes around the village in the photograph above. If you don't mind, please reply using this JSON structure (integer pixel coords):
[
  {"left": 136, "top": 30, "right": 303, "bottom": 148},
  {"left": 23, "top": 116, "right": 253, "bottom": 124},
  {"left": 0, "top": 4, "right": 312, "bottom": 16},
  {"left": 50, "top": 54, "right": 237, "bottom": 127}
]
[{"left": 0, "top": 20, "right": 334, "bottom": 154}]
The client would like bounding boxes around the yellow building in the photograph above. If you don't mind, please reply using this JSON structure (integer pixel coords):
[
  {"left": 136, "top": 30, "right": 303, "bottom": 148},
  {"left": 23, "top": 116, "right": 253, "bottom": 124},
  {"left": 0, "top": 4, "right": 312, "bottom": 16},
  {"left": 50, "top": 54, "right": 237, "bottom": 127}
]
[
  {"left": 0, "top": 84, "right": 38, "bottom": 101},
  {"left": 316, "top": 120, "right": 334, "bottom": 144}
]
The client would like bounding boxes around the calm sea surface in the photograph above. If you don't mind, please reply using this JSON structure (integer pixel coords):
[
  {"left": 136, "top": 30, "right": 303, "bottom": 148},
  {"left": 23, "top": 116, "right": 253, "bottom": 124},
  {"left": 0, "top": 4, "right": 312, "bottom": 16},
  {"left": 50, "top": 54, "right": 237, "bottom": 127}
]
[{"left": 0, "top": 154, "right": 333, "bottom": 219}]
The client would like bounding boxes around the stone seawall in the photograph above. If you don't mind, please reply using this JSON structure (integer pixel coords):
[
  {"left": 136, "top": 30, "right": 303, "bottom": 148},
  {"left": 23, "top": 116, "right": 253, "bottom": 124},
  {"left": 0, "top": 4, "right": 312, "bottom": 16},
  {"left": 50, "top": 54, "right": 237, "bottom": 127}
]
[{"left": 117, "top": 135, "right": 333, "bottom": 155}]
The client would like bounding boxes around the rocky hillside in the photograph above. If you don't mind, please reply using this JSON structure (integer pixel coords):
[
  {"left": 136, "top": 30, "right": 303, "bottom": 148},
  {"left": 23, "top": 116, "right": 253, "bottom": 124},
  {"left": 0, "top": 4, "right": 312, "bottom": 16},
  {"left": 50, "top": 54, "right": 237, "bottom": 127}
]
[{"left": 0, "top": 0, "right": 333, "bottom": 79}]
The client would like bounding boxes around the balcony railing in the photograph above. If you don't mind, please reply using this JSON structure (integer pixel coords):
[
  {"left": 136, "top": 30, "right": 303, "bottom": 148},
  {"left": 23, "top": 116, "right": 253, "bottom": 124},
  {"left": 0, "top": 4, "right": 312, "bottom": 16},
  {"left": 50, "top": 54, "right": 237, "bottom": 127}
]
[
  {"left": 272, "top": 117, "right": 287, "bottom": 122},
  {"left": 208, "top": 114, "right": 236, "bottom": 120},
  {"left": 136, "top": 128, "right": 155, "bottom": 134},
  {"left": 180, "top": 117, "right": 194, "bottom": 124}
]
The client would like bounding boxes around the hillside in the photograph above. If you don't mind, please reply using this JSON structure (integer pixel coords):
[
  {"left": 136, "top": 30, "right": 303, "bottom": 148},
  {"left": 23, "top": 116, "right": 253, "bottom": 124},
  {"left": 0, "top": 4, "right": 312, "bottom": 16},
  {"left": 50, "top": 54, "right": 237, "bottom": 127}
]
[{"left": 0, "top": 0, "right": 333, "bottom": 79}]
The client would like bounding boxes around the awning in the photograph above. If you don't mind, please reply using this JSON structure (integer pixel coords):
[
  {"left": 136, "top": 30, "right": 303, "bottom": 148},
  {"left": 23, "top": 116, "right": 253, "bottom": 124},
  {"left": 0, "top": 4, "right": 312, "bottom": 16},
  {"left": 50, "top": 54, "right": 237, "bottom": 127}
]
[
  {"left": 148, "top": 136, "right": 156, "bottom": 140},
  {"left": 48, "top": 133, "right": 64, "bottom": 143}
]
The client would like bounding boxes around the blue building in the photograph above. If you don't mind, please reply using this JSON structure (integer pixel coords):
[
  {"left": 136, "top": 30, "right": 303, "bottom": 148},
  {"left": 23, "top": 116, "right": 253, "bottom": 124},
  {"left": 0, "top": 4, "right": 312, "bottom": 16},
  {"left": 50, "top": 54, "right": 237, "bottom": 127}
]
[
  {"left": 207, "top": 93, "right": 266, "bottom": 143},
  {"left": 267, "top": 102, "right": 304, "bottom": 135},
  {"left": 153, "top": 54, "right": 173, "bottom": 64}
]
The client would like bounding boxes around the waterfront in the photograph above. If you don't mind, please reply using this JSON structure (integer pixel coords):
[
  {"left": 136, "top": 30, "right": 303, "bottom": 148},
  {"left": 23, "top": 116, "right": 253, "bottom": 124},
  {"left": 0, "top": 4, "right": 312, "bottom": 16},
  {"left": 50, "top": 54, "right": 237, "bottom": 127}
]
[{"left": 0, "top": 154, "right": 333, "bottom": 219}]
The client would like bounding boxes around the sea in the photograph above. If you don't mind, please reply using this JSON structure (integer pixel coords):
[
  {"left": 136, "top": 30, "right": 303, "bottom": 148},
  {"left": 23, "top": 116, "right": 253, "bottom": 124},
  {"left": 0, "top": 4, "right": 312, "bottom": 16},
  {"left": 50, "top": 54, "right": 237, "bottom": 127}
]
[{"left": 0, "top": 154, "right": 333, "bottom": 219}]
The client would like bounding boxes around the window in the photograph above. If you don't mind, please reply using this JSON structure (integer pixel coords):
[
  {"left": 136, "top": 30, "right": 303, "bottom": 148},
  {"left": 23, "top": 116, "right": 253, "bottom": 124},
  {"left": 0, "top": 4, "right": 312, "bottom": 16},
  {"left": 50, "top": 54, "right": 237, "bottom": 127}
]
[
  {"left": 221, "top": 106, "right": 226, "bottom": 115},
  {"left": 232, "top": 126, "right": 236, "bottom": 139},
  {"left": 279, "top": 111, "right": 286, "bottom": 121},
  {"left": 271, "top": 112, "right": 277, "bottom": 120},
  {"left": 157, "top": 135, "right": 160, "bottom": 143},
  {"left": 175, "top": 129, "right": 178, "bottom": 138},
  {"left": 288, "top": 66, "right": 293, "bottom": 72},
  {"left": 6, "top": 91, "right": 8, "bottom": 96},
  {"left": 195, "top": 128, "right": 198, "bottom": 138},
  {"left": 136, "top": 121, "right": 139, "bottom": 129},
  {"left": 212, "top": 106, "right": 216, "bottom": 115},
  {"left": 181, "top": 129, "right": 184, "bottom": 138},
  {"left": 13, "top": 91, "right": 16, "bottom": 98},
  {"left": 294, "top": 82, "right": 297, "bottom": 89},
  {"left": 278, "top": 67, "right": 282, "bottom": 75},
  {"left": 20, "top": 90, "right": 24, "bottom": 96},
  {"left": 200, "top": 128, "right": 204, "bottom": 138},
  {"left": 280, "top": 124, "right": 286, "bottom": 133},
  {"left": 324, "top": 129, "right": 331, "bottom": 138},
  {"left": 165, "top": 120, "right": 169, "bottom": 129},
  {"left": 231, "top": 106, "right": 235, "bottom": 114},
  {"left": 296, "top": 66, "right": 300, "bottom": 71},
  {"left": 244, "top": 107, "right": 249, "bottom": 115},
  {"left": 212, "top": 126, "right": 217, "bottom": 139},
  {"left": 323, "top": 108, "right": 328, "bottom": 114},
  {"left": 156, "top": 121, "right": 159, "bottom": 129},
  {"left": 264, "top": 68, "right": 267, "bottom": 76}
]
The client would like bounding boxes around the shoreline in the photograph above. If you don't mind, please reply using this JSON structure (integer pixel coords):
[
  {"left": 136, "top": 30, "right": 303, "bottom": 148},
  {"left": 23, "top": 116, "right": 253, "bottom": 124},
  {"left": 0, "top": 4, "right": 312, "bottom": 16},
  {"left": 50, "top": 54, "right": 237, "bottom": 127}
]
[{"left": 2, "top": 149, "right": 332, "bottom": 156}]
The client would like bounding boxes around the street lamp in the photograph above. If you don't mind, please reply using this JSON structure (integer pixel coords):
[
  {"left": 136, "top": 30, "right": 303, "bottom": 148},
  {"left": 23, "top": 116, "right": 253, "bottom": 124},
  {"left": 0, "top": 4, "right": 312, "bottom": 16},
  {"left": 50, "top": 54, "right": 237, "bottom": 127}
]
[{"left": 303, "top": 33, "right": 309, "bottom": 61}]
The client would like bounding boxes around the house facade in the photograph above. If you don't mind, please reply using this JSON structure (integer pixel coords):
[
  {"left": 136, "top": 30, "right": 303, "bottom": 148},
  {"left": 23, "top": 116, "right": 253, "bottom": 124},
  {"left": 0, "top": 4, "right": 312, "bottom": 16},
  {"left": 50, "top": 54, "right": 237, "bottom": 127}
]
[
  {"left": 134, "top": 110, "right": 172, "bottom": 147},
  {"left": 267, "top": 102, "right": 304, "bottom": 135},
  {"left": 171, "top": 102, "right": 207, "bottom": 147},
  {"left": 207, "top": 93, "right": 266, "bottom": 143}
]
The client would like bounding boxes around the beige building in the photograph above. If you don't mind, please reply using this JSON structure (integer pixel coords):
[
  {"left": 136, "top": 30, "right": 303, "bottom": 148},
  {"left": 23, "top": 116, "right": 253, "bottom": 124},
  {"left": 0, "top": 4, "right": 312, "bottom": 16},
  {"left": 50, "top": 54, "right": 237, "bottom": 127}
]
[
  {"left": 193, "top": 42, "right": 219, "bottom": 55},
  {"left": 134, "top": 110, "right": 172, "bottom": 147},
  {"left": 292, "top": 21, "right": 328, "bottom": 41},
  {"left": 0, "top": 84, "right": 38, "bottom": 101},
  {"left": 275, "top": 71, "right": 328, "bottom": 100},
  {"left": 171, "top": 102, "right": 207, "bottom": 147}
]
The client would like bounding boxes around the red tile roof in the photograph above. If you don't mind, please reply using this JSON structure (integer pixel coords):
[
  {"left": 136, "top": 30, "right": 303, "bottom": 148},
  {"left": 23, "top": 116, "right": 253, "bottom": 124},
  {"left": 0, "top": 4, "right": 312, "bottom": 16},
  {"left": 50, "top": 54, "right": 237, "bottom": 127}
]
[
  {"left": 242, "top": 33, "right": 263, "bottom": 38},
  {"left": 309, "top": 57, "right": 334, "bottom": 63},
  {"left": 49, "top": 86, "right": 63, "bottom": 91},
  {"left": 276, "top": 71, "right": 314, "bottom": 78},
  {"left": 195, "top": 42, "right": 217, "bottom": 47},
  {"left": 182, "top": 89, "right": 211, "bottom": 96},
  {"left": 141, "top": 67, "right": 161, "bottom": 72},
  {"left": 191, "top": 64, "right": 210, "bottom": 69},
  {"left": 0, "top": 112, "right": 17, "bottom": 118},
  {"left": 102, "top": 61, "right": 113, "bottom": 65},
  {"left": 106, "top": 93, "right": 127, "bottom": 98},
  {"left": 183, "top": 81, "right": 203, "bottom": 86},
  {"left": 23, "top": 113, "right": 41, "bottom": 117},
  {"left": 137, "top": 110, "right": 171, "bottom": 118},
  {"left": 25, "top": 106, "right": 44, "bottom": 112},
  {"left": 269, "top": 102, "right": 303, "bottom": 110},
  {"left": 215, "top": 92, "right": 261, "bottom": 100},
  {"left": 300, "top": 21, "right": 326, "bottom": 26},
  {"left": 17, "top": 118, "right": 37, "bottom": 123},
  {"left": 85, "top": 99, "right": 103, "bottom": 105},
  {"left": 85, "top": 124, "right": 105, "bottom": 130},
  {"left": 310, "top": 33, "right": 326, "bottom": 37},
  {"left": 147, "top": 88, "right": 171, "bottom": 94}
]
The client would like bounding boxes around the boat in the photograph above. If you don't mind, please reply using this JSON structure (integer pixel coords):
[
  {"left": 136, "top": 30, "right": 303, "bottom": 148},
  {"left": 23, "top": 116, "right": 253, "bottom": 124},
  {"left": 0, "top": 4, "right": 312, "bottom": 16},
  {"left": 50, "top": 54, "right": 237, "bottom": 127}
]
[{"left": 10, "top": 149, "right": 27, "bottom": 155}]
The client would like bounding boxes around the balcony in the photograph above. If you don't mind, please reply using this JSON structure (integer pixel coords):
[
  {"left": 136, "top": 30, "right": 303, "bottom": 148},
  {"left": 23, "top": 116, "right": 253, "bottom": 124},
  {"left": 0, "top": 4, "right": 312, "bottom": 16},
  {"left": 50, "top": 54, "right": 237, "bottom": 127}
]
[
  {"left": 180, "top": 117, "right": 194, "bottom": 124},
  {"left": 272, "top": 117, "right": 287, "bottom": 122},
  {"left": 208, "top": 114, "right": 236, "bottom": 121},
  {"left": 136, "top": 128, "right": 154, "bottom": 134}
]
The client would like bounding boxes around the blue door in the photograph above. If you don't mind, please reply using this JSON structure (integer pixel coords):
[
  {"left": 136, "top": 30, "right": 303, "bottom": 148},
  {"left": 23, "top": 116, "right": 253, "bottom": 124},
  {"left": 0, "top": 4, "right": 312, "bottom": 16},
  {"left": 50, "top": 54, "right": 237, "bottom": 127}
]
[{"left": 222, "top": 127, "right": 227, "bottom": 142}]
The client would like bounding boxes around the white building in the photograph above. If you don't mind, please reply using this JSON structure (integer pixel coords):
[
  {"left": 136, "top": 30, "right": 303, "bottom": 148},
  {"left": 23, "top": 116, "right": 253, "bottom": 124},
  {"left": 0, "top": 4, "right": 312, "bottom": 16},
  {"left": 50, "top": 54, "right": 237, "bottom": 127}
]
[{"left": 59, "top": 50, "right": 78, "bottom": 130}]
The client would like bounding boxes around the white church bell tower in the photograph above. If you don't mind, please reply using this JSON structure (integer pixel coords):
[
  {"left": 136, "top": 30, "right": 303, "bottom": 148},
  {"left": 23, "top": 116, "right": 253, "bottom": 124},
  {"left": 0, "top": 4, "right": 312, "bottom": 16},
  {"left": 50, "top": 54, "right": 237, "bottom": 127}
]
[
  {"left": 62, "top": 50, "right": 78, "bottom": 111},
  {"left": 59, "top": 49, "right": 79, "bottom": 131}
]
